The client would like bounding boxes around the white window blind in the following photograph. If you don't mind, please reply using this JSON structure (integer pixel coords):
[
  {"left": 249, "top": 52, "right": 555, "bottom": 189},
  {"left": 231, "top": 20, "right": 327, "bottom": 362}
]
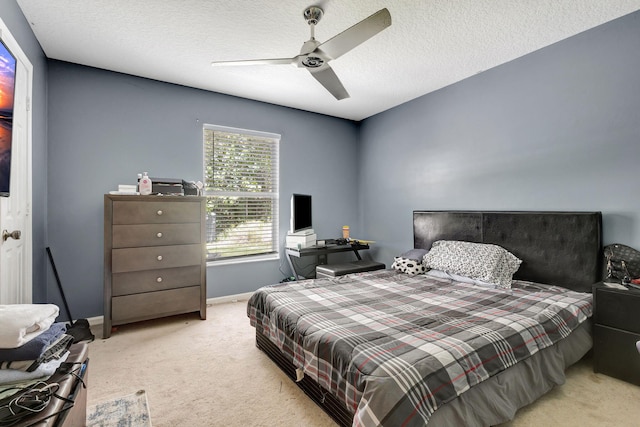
[{"left": 203, "top": 125, "right": 279, "bottom": 261}]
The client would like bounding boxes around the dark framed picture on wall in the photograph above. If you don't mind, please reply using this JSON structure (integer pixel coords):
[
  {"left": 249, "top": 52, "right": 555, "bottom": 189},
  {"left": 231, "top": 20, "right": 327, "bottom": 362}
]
[{"left": 0, "top": 37, "right": 17, "bottom": 197}]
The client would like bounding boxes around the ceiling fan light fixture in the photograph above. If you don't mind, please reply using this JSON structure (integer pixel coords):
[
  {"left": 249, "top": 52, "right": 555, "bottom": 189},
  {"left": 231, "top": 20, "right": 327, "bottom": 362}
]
[{"left": 302, "top": 56, "right": 324, "bottom": 68}]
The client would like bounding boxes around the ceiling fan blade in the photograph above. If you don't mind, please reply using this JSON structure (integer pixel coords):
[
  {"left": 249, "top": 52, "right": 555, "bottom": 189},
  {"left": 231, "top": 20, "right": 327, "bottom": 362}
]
[
  {"left": 316, "top": 8, "right": 391, "bottom": 60},
  {"left": 211, "top": 57, "right": 296, "bottom": 67},
  {"left": 309, "top": 65, "right": 350, "bottom": 100}
]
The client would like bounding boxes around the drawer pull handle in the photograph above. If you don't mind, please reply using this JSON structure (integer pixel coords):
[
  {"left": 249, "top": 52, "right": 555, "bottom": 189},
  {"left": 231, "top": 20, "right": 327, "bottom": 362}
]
[
  {"left": 157, "top": 210, "right": 163, "bottom": 216},
  {"left": 156, "top": 232, "right": 163, "bottom": 238},
  {"left": 157, "top": 277, "right": 163, "bottom": 283},
  {"left": 157, "top": 255, "right": 163, "bottom": 261}
]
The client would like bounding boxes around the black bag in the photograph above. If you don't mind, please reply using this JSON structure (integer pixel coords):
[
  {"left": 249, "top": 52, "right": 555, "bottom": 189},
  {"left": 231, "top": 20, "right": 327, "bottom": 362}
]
[{"left": 603, "top": 243, "right": 640, "bottom": 283}]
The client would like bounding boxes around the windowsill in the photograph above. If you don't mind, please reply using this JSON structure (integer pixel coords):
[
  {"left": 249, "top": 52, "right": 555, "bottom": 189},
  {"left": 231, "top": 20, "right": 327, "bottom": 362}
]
[{"left": 206, "top": 253, "right": 279, "bottom": 267}]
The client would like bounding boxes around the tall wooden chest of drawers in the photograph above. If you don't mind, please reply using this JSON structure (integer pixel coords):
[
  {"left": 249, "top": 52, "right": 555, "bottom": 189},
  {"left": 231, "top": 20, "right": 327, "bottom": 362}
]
[{"left": 103, "top": 195, "right": 206, "bottom": 338}]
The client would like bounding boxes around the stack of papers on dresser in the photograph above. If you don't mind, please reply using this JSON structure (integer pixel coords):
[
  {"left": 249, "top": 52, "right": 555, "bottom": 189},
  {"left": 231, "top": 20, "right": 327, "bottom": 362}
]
[{"left": 109, "top": 184, "right": 139, "bottom": 195}]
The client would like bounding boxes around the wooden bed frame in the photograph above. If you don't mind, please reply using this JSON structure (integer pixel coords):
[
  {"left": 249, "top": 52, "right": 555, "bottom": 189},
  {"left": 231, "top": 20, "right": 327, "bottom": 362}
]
[{"left": 255, "top": 210, "right": 603, "bottom": 426}]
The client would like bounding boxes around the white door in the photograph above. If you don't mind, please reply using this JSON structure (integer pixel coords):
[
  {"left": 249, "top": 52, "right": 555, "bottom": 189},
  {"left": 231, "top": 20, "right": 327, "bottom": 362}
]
[{"left": 0, "top": 20, "right": 33, "bottom": 304}]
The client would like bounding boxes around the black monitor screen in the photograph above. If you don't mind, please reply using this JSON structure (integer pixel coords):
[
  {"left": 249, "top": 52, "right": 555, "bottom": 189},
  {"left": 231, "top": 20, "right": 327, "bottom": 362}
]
[{"left": 291, "top": 194, "right": 312, "bottom": 233}]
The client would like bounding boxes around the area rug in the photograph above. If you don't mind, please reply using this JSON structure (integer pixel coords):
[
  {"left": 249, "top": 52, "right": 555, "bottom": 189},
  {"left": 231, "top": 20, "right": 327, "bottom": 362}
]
[{"left": 87, "top": 389, "right": 152, "bottom": 427}]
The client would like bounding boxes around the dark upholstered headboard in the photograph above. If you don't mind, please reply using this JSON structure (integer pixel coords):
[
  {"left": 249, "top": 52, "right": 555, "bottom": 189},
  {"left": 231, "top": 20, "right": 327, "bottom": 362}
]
[{"left": 413, "top": 211, "right": 602, "bottom": 292}]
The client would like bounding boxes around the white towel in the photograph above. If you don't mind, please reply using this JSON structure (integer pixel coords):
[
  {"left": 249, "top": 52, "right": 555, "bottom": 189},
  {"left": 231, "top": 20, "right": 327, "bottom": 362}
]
[{"left": 0, "top": 304, "right": 60, "bottom": 348}]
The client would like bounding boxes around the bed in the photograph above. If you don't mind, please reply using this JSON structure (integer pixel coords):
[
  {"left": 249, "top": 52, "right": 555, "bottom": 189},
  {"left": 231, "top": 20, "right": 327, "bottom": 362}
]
[{"left": 247, "top": 211, "right": 602, "bottom": 426}]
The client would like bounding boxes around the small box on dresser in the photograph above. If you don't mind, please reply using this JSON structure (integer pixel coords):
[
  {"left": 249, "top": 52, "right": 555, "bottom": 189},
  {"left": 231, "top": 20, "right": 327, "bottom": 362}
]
[
  {"left": 104, "top": 194, "right": 207, "bottom": 338},
  {"left": 592, "top": 283, "right": 640, "bottom": 386}
]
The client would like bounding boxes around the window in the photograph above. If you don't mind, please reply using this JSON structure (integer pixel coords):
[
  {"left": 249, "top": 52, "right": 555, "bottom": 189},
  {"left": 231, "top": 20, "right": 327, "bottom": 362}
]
[{"left": 203, "top": 125, "right": 279, "bottom": 262}]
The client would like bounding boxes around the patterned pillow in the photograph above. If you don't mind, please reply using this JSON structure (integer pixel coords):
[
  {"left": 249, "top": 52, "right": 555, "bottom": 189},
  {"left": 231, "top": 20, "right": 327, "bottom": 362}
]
[
  {"left": 422, "top": 240, "right": 521, "bottom": 288},
  {"left": 392, "top": 256, "right": 427, "bottom": 275}
]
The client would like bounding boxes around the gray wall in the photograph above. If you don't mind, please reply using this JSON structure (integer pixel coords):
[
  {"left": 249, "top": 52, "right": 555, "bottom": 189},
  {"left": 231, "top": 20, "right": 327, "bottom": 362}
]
[
  {"left": 358, "top": 11, "right": 640, "bottom": 265},
  {"left": 0, "top": 2, "right": 49, "bottom": 303},
  {"left": 5, "top": 1, "right": 640, "bottom": 319},
  {"left": 47, "top": 61, "right": 360, "bottom": 319}
]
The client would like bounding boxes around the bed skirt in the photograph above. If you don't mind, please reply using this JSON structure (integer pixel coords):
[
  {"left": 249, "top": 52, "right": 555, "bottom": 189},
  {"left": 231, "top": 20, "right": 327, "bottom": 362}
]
[
  {"left": 255, "top": 320, "right": 592, "bottom": 427},
  {"left": 256, "top": 329, "right": 354, "bottom": 426}
]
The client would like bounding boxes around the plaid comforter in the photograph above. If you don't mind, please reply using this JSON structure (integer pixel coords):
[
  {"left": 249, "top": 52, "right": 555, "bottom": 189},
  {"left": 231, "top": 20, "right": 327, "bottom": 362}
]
[{"left": 247, "top": 269, "right": 592, "bottom": 426}]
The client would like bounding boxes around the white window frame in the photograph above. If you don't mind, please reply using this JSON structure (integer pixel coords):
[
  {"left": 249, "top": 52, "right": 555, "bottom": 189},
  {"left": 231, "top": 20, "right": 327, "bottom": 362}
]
[{"left": 203, "top": 124, "right": 280, "bottom": 265}]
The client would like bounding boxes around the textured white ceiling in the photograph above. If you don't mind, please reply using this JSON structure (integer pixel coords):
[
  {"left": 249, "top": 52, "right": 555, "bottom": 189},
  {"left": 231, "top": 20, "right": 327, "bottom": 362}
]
[{"left": 16, "top": 0, "right": 640, "bottom": 121}]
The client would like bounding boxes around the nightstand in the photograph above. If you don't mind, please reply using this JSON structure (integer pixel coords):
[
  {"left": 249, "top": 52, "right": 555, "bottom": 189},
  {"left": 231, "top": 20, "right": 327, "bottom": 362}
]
[{"left": 592, "top": 283, "right": 640, "bottom": 385}]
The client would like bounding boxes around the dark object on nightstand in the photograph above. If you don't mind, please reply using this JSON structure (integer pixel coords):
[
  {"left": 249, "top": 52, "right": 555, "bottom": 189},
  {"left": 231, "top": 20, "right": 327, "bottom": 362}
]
[
  {"left": 603, "top": 243, "right": 640, "bottom": 284},
  {"left": 592, "top": 283, "right": 640, "bottom": 385}
]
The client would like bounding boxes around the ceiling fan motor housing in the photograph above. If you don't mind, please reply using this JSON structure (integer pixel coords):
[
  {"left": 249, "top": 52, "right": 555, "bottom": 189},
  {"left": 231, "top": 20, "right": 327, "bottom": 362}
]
[
  {"left": 298, "top": 38, "right": 326, "bottom": 69},
  {"left": 303, "top": 6, "right": 324, "bottom": 25},
  {"left": 302, "top": 56, "right": 324, "bottom": 68}
]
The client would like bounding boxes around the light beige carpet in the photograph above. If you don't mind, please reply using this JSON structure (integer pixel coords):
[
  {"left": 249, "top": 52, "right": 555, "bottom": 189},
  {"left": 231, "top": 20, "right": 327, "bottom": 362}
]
[{"left": 87, "top": 301, "right": 640, "bottom": 427}]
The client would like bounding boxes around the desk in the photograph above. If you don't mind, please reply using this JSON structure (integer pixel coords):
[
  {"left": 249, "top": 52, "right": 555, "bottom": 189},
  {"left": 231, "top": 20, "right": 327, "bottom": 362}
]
[{"left": 286, "top": 243, "right": 370, "bottom": 280}]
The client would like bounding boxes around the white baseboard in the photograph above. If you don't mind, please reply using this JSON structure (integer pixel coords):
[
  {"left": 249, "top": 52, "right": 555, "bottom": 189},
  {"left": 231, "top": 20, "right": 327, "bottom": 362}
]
[
  {"left": 206, "top": 291, "right": 254, "bottom": 305},
  {"left": 85, "top": 315, "right": 104, "bottom": 327},
  {"left": 84, "top": 291, "right": 255, "bottom": 327}
]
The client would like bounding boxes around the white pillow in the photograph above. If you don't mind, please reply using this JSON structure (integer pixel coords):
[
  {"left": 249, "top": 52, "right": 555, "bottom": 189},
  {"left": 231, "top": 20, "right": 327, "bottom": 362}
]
[
  {"left": 426, "top": 269, "right": 498, "bottom": 288},
  {"left": 423, "top": 240, "right": 521, "bottom": 289}
]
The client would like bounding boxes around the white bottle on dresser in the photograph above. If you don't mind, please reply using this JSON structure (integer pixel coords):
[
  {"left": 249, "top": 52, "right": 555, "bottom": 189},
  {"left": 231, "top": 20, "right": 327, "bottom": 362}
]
[{"left": 139, "top": 172, "right": 152, "bottom": 195}]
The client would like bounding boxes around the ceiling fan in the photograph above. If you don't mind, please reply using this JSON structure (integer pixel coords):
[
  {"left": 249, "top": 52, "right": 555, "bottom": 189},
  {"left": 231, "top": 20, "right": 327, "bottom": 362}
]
[{"left": 211, "top": 6, "right": 392, "bottom": 100}]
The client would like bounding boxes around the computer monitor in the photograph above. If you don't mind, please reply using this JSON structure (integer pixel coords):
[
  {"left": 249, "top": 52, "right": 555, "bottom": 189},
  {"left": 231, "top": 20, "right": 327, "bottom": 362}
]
[{"left": 290, "top": 194, "right": 312, "bottom": 234}]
